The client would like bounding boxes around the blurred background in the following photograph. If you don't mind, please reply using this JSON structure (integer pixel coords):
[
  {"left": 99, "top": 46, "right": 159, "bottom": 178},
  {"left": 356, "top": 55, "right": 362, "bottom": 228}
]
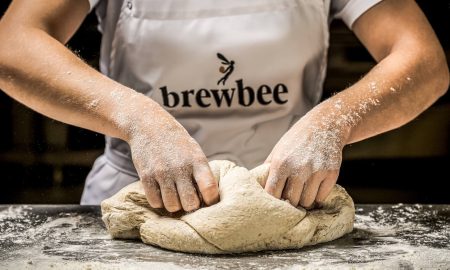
[{"left": 0, "top": 1, "right": 448, "bottom": 204}]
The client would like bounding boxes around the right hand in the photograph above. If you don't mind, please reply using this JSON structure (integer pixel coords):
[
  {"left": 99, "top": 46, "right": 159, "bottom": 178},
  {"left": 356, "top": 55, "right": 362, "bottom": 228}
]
[
  {"left": 126, "top": 104, "right": 219, "bottom": 213},
  {"left": 0, "top": 0, "right": 218, "bottom": 213}
]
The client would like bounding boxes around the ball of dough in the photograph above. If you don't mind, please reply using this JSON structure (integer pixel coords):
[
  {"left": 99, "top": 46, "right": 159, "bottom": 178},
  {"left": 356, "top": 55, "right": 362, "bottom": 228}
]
[{"left": 101, "top": 160, "right": 355, "bottom": 254}]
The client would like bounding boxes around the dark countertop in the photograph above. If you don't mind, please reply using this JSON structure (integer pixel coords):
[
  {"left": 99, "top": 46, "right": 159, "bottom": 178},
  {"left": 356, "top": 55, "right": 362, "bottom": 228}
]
[{"left": 0, "top": 204, "right": 449, "bottom": 269}]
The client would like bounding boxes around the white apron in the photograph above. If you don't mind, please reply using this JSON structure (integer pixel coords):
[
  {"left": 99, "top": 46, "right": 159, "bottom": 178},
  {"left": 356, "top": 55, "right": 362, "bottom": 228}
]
[{"left": 81, "top": 0, "right": 330, "bottom": 204}]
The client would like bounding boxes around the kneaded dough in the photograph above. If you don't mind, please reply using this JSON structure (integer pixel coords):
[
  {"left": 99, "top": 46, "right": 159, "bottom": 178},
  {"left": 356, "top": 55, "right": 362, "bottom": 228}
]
[{"left": 101, "top": 160, "right": 355, "bottom": 254}]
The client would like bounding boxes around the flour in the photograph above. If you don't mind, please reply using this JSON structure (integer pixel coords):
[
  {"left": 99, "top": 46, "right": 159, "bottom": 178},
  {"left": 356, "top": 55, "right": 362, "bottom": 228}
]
[
  {"left": 87, "top": 99, "right": 99, "bottom": 110},
  {"left": 283, "top": 75, "right": 409, "bottom": 182},
  {"left": 334, "top": 98, "right": 343, "bottom": 109},
  {"left": 369, "top": 81, "right": 378, "bottom": 93},
  {"left": 1, "top": 204, "right": 448, "bottom": 269},
  {"left": 107, "top": 87, "right": 209, "bottom": 208},
  {"left": 355, "top": 204, "right": 449, "bottom": 248},
  {"left": 0, "top": 206, "right": 85, "bottom": 247},
  {"left": 109, "top": 89, "right": 133, "bottom": 132},
  {"left": 293, "top": 79, "right": 388, "bottom": 174},
  {"left": 0, "top": 205, "right": 34, "bottom": 242}
]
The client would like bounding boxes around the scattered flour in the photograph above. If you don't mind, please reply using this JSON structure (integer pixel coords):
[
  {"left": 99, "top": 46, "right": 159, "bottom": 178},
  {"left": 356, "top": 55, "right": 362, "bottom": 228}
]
[{"left": 0, "top": 204, "right": 449, "bottom": 269}]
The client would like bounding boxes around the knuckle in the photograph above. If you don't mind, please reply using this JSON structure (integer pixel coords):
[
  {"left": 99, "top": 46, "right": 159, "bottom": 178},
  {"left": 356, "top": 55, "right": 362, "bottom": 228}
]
[
  {"left": 156, "top": 177, "right": 173, "bottom": 189},
  {"left": 139, "top": 169, "right": 154, "bottom": 182},
  {"left": 142, "top": 180, "right": 160, "bottom": 196},
  {"left": 266, "top": 172, "right": 283, "bottom": 187},
  {"left": 195, "top": 172, "right": 217, "bottom": 192},
  {"left": 193, "top": 162, "right": 213, "bottom": 178},
  {"left": 270, "top": 157, "right": 287, "bottom": 169},
  {"left": 328, "top": 170, "right": 340, "bottom": 179},
  {"left": 265, "top": 181, "right": 278, "bottom": 193},
  {"left": 144, "top": 163, "right": 193, "bottom": 180},
  {"left": 293, "top": 166, "right": 311, "bottom": 180},
  {"left": 200, "top": 186, "right": 219, "bottom": 203},
  {"left": 153, "top": 168, "right": 172, "bottom": 180},
  {"left": 192, "top": 155, "right": 208, "bottom": 165},
  {"left": 176, "top": 165, "right": 195, "bottom": 179},
  {"left": 265, "top": 175, "right": 281, "bottom": 192},
  {"left": 270, "top": 161, "right": 292, "bottom": 179},
  {"left": 161, "top": 184, "right": 178, "bottom": 196},
  {"left": 201, "top": 180, "right": 217, "bottom": 191},
  {"left": 177, "top": 160, "right": 194, "bottom": 173}
]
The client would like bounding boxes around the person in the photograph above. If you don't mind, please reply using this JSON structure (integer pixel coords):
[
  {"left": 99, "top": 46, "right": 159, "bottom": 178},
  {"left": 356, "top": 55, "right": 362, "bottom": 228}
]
[{"left": 0, "top": 0, "right": 448, "bottom": 213}]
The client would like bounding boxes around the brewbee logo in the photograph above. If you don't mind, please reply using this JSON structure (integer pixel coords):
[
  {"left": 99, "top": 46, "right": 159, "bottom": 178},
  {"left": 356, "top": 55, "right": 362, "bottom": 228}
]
[
  {"left": 217, "top": 53, "right": 235, "bottom": 85},
  {"left": 159, "top": 53, "right": 289, "bottom": 108}
]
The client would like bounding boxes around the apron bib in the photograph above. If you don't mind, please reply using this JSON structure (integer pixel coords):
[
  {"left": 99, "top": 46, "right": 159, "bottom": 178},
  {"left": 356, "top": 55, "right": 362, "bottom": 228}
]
[{"left": 104, "top": 0, "right": 328, "bottom": 173}]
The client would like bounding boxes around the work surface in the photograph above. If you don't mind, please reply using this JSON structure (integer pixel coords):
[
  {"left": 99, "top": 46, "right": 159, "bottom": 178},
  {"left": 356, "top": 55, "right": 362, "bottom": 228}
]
[{"left": 0, "top": 204, "right": 448, "bottom": 269}]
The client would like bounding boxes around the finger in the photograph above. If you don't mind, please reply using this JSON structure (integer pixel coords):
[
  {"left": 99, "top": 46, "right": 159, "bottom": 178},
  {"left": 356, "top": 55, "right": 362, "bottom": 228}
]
[
  {"left": 315, "top": 170, "right": 339, "bottom": 203},
  {"left": 299, "top": 171, "right": 326, "bottom": 209},
  {"left": 141, "top": 177, "right": 163, "bottom": 209},
  {"left": 264, "top": 162, "right": 288, "bottom": 199},
  {"left": 281, "top": 175, "right": 305, "bottom": 206},
  {"left": 193, "top": 162, "right": 219, "bottom": 206},
  {"left": 176, "top": 176, "right": 201, "bottom": 212},
  {"left": 159, "top": 179, "right": 182, "bottom": 212}
]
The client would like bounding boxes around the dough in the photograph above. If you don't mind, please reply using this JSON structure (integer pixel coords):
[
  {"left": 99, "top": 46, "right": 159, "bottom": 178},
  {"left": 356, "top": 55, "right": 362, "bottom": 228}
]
[{"left": 101, "top": 160, "right": 355, "bottom": 254}]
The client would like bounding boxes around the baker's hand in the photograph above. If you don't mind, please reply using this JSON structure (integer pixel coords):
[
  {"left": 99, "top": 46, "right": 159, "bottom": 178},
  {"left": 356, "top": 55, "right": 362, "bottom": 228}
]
[
  {"left": 263, "top": 115, "right": 346, "bottom": 208},
  {"left": 125, "top": 104, "right": 219, "bottom": 213}
]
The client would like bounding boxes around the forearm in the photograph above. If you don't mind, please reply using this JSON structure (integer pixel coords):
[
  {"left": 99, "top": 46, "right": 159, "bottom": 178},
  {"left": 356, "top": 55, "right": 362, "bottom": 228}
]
[
  {"left": 0, "top": 25, "right": 169, "bottom": 141},
  {"left": 265, "top": 0, "right": 449, "bottom": 208},
  {"left": 302, "top": 45, "right": 449, "bottom": 146},
  {"left": 0, "top": 18, "right": 219, "bottom": 211}
]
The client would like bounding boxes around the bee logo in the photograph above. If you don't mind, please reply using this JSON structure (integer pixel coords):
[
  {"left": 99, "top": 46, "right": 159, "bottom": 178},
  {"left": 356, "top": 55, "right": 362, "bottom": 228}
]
[{"left": 217, "top": 53, "right": 235, "bottom": 86}]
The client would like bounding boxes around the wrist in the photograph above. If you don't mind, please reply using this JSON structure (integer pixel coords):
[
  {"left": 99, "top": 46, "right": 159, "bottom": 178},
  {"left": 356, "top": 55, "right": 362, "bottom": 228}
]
[
  {"left": 108, "top": 90, "right": 174, "bottom": 142},
  {"left": 295, "top": 103, "right": 353, "bottom": 149}
]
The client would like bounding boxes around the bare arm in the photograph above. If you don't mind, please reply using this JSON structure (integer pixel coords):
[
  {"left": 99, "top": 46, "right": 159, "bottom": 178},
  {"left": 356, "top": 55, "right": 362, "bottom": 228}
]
[
  {"left": 0, "top": 0, "right": 133, "bottom": 140},
  {"left": 319, "top": 0, "right": 449, "bottom": 144},
  {"left": 265, "top": 0, "right": 449, "bottom": 208},
  {"left": 0, "top": 0, "right": 219, "bottom": 211}
]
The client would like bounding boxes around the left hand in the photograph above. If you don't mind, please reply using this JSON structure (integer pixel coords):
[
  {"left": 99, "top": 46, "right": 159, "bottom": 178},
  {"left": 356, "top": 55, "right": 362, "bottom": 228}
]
[{"left": 263, "top": 114, "right": 346, "bottom": 208}]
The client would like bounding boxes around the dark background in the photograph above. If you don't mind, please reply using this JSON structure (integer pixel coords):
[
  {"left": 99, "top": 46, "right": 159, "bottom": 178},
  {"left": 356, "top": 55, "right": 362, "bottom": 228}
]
[{"left": 0, "top": 1, "right": 449, "bottom": 204}]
